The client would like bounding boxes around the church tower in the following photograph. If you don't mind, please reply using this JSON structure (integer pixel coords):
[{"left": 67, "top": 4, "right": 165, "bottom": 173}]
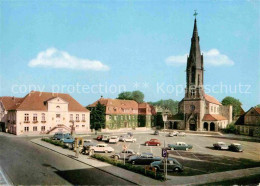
[{"left": 185, "top": 18, "right": 204, "bottom": 99}]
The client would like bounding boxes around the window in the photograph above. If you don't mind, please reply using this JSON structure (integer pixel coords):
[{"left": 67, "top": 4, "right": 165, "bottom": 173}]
[
  {"left": 190, "top": 105, "right": 195, "bottom": 111},
  {"left": 109, "top": 115, "right": 112, "bottom": 120},
  {"left": 33, "top": 126, "right": 37, "bottom": 131},
  {"left": 70, "top": 114, "right": 73, "bottom": 121},
  {"left": 129, "top": 115, "right": 131, "bottom": 120},
  {"left": 191, "top": 89, "right": 195, "bottom": 96},
  {"left": 56, "top": 114, "right": 60, "bottom": 118},
  {"left": 41, "top": 126, "right": 45, "bottom": 131},
  {"left": 214, "top": 107, "right": 216, "bottom": 113},
  {"left": 76, "top": 125, "right": 79, "bottom": 128},
  {"left": 211, "top": 106, "right": 213, "bottom": 112},
  {"left": 41, "top": 113, "right": 45, "bottom": 122},
  {"left": 82, "top": 114, "right": 85, "bottom": 121},
  {"left": 76, "top": 114, "right": 79, "bottom": 121},
  {"left": 24, "top": 114, "right": 29, "bottom": 122},
  {"left": 33, "top": 114, "right": 37, "bottom": 122},
  {"left": 82, "top": 125, "right": 85, "bottom": 128},
  {"left": 56, "top": 106, "right": 60, "bottom": 109},
  {"left": 24, "top": 127, "right": 29, "bottom": 132},
  {"left": 121, "top": 116, "right": 123, "bottom": 120}
]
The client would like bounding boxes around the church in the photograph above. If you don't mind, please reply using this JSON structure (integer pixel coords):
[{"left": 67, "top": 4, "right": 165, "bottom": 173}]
[{"left": 168, "top": 17, "right": 232, "bottom": 132}]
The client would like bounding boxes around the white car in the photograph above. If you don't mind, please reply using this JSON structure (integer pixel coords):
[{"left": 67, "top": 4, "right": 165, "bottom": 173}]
[
  {"left": 119, "top": 135, "right": 130, "bottom": 141},
  {"left": 109, "top": 136, "right": 119, "bottom": 143},
  {"left": 169, "top": 131, "right": 179, "bottom": 137},
  {"left": 102, "top": 135, "right": 110, "bottom": 142},
  {"left": 123, "top": 137, "right": 137, "bottom": 143},
  {"left": 89, "top": 144, "right": 114, "bottom": 153},
  {"left": 177, "top": 132, "right": 186, "bottom": 137}
]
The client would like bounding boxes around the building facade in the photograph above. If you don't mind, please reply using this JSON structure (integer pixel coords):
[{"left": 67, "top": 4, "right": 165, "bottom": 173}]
[
  {"left": 0, "top": 91, "right": 90, "bottom": 135},
  {"left": 169, "top": 18, "right": 232, "bottom": 131},
  {"left": 235, "top": 107, "right": 260, "bottom": 137},
  {"left": 88, "top": 97, "right": 156, "bottom": 130}
]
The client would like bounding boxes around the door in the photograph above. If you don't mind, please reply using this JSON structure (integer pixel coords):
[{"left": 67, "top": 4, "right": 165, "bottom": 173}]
[{"left": 249, "top": 129, "right": 254, "bottom": 136}]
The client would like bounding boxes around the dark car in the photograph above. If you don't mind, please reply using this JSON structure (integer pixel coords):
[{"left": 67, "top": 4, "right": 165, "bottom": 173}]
[
  {"left": 128, "top": 152, "right": 161, "bottom": 165},
  {"left": 127, "top": 132, "right": 133, "bottom": 137},
  {"left": 52, "top": 133, "right": 72, "bottom": 141},
  {"left": 150, "top": 158, "right": 183, "bottom": 172},
  {"left": 154, "top": 130, "right": 159, "bottom": 135},
  {"left": 145, "top": 139, "right": 161, "bottom": 146},
  {"left": 213, "top": 142, "right": 229, "bottom": 150},
  {"left": 229, "top": 143, "right": 243, "bottom": 152},
  {"left": 83, "top": 140, "right": 97, "bottom": 147},
  {"left": 96, "top": 135, "right": 103, "bottom": 141}
]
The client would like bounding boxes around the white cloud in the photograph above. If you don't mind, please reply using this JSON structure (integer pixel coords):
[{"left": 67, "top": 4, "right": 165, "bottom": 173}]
[
  {"left": 166, "top": 49, "right": 234, "bottom": 66},
  {"left": 28, "top": 48, "right": 110, "bottom": 71}
]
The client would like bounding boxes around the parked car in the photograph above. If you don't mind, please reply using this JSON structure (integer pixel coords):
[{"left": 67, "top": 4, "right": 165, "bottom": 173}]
[
  {"left": 52, "top": 133, "right": 72, "bottom": 141},
  {"left": 109, "top": 136, "right": 119, "bottom": 143},
  {"left": 119, "top": 135, "right": 129, "bottom": 141},
  {"left": 169, "top": 131, "right": 179, "bottom": 137},
  {"left": 83, "top": 139, "right": 97, "bottom": 147},
  {"left": 154, "top": 130, "right": 159, "bottom": 135},
  {"left": 96, "top": 135, "right": 103, "bottom": 141},
  {"left": 144, "top": 139, "right": 161, "bottom": 146},
  {"left": 177, "top": 132, "right": 186, "bottom": 137},
  {"left": 102, "top": 135, "right": 110, "bottom": 142},
  {"left": 145, "top": 139, "right": 161, "bottom": 146},
  {"left": 213, "top": 142, "right": 229, "bottom": 150},
  {"left": 168, "top": 142, "right": 193, "bottom": 151},
  {"left": 229, "top": 143, "right": 243, "bottom": 152},
  {"left": 127, "top": 132, "right": 133, "bottom": 137},
  {"left": 89, "top": 144, "right": 114, "bottom": 153},
  {"left": 123, "top": 136, "right": 137, "bottom": 143},
  {"left": 111, "top": 149, "right": 136, "bottom": 160},
  {"left": 128, "top": 152, "right": 161, "bottom": 165},
  {"left": 150, "top": 157, "right": 184, "bottom": 172}
]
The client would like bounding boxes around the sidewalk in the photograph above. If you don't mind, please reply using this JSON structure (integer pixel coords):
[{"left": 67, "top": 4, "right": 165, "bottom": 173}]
[{"left": 31, "top": 138, "right": 260, "bottom": 185}]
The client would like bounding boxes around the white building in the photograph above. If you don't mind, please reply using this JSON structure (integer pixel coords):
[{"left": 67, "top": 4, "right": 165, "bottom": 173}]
[{"left": 0, "top": 91, "right": 90, "bottom": 135}]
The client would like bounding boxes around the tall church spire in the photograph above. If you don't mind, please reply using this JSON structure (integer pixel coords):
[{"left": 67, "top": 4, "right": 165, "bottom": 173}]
[{"left": 185, "top": 12, "right": 204, "bottom": 99}]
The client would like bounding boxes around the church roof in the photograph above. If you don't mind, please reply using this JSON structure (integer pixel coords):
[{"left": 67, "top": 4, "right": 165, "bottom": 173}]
[
  {"left": 203, "top": 114, "right": 227, "bottom": 121},
  {"left": 204, "top": 94, "right": 222, "bottom": 105}
]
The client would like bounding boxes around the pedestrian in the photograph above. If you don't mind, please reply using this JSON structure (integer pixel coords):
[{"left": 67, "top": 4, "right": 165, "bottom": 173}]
[{"left": 75, "top": 146, "right": 79, "bottom": 158}]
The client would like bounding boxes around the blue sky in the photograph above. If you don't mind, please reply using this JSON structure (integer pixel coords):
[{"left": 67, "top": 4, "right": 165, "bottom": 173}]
[{"left": 1, "top": 0, "right": 259, "bottom": 110}]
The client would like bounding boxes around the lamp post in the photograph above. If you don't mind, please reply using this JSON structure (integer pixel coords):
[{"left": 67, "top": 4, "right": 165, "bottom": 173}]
[{"left": 162, "top": 111, "right": 168, "bottom": 180}]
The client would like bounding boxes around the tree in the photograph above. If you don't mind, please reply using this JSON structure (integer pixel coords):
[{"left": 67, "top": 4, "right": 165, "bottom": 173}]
[
  {"left": 132, "top": 90, "right": 144, "bottom": 103},
  {"left": 88, "top": 101, "right": 106, "bottom": 130},
  {"left": 222, "top": 96, "right": 242, "bottom": 119},
  {"left": 117, "top": 91, "right": 133, "bottom": 100},
  {"left": 117, "top": 90, "right": 144, "bottom": 103},
  {"left": 149, "top": 99, "right": 179, "bottom": 114},
  {"left": 255, "top": 104, "right": 260, "bottom": 108}
]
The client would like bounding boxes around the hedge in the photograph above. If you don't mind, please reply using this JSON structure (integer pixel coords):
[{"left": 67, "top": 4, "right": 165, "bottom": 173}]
[
  {"left": 91, "top": 154, "right": 165, "bottom": 181},
  {"left": 42, "top": 138, "right": 69, "bottom": 149}
]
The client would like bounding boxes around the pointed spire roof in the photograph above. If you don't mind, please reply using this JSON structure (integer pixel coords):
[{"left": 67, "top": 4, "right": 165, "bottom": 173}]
[{"left": 188, "top": 18, "right": 202, "bottom": 69}]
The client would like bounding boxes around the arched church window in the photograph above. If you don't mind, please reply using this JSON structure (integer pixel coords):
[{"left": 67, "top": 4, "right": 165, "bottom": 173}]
[
  {"left": 191, "top": 66, "right": 196, "bottom": 83},
  {"left": 190, "top": 105, "right": 195, "bottom": 111}
]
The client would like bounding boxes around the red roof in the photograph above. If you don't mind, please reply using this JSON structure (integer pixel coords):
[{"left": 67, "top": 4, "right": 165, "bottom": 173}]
[
  {"left": 203, "top": 114, "right": 227, "bottom": 121},
  {"left": 2, "top": 91, "right": 89, "bottom": 112},
  {"left": 204, "top": 94, "right": 222, "bottom": 105},
  {"left": 0, "top": 97, "right": 24, "bottom": 110}
]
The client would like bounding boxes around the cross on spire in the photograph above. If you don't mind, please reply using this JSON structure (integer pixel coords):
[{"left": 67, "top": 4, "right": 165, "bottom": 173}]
[{"left": 193, "top": 10, "right": 198, "bottom": 18}]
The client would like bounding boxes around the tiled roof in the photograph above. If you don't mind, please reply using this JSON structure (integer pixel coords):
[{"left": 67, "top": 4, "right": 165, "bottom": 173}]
[
  {"left": 255, "top": 108, "right": 260, "bottom": 115},
  {"left": 5, "top": 91, "right": 89, "bottom": 112},
  {"left": 204, "top": 94, "right": 222, "bottom": 105},
  {"left": 0, "top": 97, "right": 24, "bottom": 110},
  {"left": 202, "top": 114, "right": 227, "bottom": 121},
  {"left": 138, "top": 103, "right": 156, "bottom": 115},
  {"left": 88, "top": 98, "right": 139, "bottom": 115}
]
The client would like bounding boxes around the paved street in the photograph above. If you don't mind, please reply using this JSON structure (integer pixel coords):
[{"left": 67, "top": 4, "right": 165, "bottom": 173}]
[{"left": 0, "top": 133, "right": 134, "bottom": 185}]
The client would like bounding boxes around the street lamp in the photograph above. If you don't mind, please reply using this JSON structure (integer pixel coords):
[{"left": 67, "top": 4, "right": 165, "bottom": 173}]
[{"left": 162, "top": 110, "right": 169, "bottom": 180}]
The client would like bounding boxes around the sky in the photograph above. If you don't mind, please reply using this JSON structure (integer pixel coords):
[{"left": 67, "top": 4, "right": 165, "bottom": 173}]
[{"left": 1, "top": 0, "right": 259, "bottom": 110}]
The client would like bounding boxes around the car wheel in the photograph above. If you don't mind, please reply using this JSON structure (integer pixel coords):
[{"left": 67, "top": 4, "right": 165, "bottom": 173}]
[
  {"left": 132, "top": 161, "right": 135, "bottom": 165},
  {"left": 174, "top": 167, "right": 181, "bottom": 172},
  {"left": 145, "top": 143, "right": 148, "bottom": 146},
  {"left": 114, "top": 156, "right": 119, "bottom": 160}
]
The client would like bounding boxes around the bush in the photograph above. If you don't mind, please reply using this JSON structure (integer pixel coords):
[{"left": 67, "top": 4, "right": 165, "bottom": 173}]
[
  {"left": 91, "top": 154, "right": 165, "bottom": 181},
  {"left": 42, "top": 138, "right": 69, "bottom": 149},
  {"left": 223, "top": 123, "right": 237, "bottom": 134}
]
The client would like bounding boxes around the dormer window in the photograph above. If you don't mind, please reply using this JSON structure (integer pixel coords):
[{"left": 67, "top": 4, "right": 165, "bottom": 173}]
[{"left": 56, "top": 106, "right": 60, "bottom": 109}]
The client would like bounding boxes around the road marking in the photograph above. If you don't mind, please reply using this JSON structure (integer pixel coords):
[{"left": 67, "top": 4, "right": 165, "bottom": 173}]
[
  {"left": 0, "top": 169, "right": 9, "bottom": 185},
  {"left": 176, "top": 150, "right": 184, "bottom": 160},
  {"left": 192, "top": 153, "right": 201, "bottom": 160}
]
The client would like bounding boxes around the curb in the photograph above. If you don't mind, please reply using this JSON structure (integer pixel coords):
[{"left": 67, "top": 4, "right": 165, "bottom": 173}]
[{"left": 31, "top": 139, "right": 155, "bottom": 185}]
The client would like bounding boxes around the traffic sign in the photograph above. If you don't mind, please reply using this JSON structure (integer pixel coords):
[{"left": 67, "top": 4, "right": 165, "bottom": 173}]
[{"left": 162, "top": 148, "right": 168, "bottom": 157}]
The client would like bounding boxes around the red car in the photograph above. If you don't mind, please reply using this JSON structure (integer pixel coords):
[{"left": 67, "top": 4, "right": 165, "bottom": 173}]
[
  {"left": 96, "top": 135, "right": 103, "bottom": 141},
  {"left": 145, "top": 139, "right": 161, "bottom": 146}
]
